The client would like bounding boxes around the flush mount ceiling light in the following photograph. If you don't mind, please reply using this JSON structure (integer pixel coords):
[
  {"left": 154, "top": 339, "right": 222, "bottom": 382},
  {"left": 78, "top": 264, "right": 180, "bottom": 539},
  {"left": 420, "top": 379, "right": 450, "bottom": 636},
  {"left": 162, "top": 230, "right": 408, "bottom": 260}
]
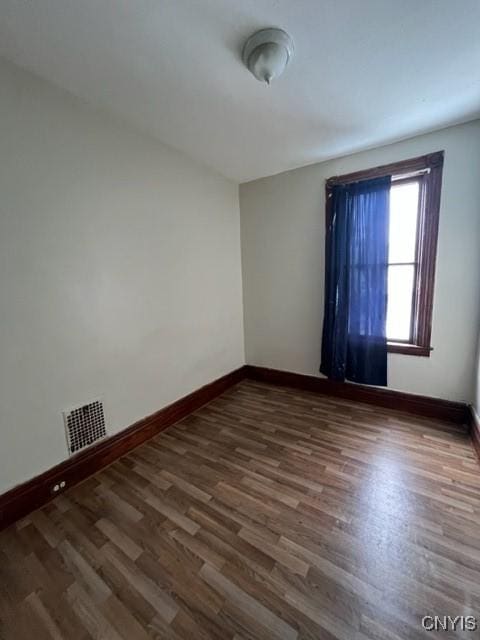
[{"left": 242, "top": 28, "right": 294, "bottom": 85}]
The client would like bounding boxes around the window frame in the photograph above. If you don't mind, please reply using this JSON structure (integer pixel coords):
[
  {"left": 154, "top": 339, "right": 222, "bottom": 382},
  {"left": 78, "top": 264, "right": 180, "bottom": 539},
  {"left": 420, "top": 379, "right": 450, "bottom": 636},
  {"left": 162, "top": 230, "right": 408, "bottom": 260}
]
[{"left": 325, "top": 151, "right": 444, "bottom": 357}]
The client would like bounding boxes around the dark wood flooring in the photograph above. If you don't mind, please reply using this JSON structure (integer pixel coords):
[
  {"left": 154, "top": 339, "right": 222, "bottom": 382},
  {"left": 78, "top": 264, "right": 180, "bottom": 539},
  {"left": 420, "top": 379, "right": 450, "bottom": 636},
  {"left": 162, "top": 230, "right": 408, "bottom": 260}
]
[{"left": 1, "top": 380, "right": 479, "bottom": 639}]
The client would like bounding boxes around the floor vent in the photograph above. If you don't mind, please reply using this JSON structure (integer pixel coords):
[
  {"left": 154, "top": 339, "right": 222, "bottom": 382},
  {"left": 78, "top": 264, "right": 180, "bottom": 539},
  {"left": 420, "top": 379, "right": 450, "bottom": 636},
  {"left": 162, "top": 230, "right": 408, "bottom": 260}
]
[{"left": 63, "top": 400, "right": 107, "bottom": 455}]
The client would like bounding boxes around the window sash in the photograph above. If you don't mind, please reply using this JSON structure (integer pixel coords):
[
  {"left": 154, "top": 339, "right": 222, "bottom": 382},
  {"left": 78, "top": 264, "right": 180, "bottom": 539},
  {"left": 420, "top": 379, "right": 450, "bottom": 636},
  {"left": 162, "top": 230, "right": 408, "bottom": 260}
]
[{"left": 386, "top": 175, "right": 423, "bottom": 345}]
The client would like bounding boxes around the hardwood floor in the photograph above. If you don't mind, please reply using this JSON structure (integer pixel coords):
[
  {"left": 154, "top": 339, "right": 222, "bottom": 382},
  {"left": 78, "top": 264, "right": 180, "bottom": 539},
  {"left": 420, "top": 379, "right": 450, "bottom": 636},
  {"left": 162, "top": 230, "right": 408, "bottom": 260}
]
[{"left": 1, "top": 380, "right": 479, "bottom": 639}]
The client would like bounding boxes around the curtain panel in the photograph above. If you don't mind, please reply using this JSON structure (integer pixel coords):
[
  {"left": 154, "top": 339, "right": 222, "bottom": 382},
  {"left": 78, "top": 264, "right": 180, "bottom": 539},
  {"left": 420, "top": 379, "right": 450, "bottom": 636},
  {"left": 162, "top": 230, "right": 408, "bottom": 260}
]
[{"left": 320, "top": 176, "right": 391, "bottom": 386}]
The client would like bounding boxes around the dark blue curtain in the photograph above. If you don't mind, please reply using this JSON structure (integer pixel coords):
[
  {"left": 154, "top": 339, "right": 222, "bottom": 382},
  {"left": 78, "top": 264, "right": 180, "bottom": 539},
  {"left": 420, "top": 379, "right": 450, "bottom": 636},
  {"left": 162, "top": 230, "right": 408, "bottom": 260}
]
[{"left": 320, "top": 176, "right": 390, "bottom": 386}]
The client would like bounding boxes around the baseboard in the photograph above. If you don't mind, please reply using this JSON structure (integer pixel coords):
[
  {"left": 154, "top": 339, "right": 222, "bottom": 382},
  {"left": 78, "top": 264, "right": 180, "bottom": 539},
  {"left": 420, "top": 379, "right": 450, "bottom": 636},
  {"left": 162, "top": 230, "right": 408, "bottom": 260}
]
[
  {"left": 467, "top": 405, "right": 480, "bottom": 461},
  {"left": 0, "top": 366, "right": 247, "bottom": 531},
  {"left": 244, "top": 365, "right": 469, "bottom": 424}
]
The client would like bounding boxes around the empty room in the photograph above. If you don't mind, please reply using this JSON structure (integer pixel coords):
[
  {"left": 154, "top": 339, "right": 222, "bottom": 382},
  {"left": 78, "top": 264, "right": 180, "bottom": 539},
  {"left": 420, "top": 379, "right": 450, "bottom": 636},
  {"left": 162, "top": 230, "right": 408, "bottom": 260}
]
[{"left": 1, "top": 1, "right": 480, "bottom": 638}]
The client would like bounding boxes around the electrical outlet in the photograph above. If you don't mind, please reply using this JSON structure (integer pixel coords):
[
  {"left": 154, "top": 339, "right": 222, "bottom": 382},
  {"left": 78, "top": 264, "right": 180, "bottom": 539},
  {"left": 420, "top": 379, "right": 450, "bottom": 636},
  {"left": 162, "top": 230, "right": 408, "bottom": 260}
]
[{"left": 52, "top": 481, "right": 66, "bottom": 494}]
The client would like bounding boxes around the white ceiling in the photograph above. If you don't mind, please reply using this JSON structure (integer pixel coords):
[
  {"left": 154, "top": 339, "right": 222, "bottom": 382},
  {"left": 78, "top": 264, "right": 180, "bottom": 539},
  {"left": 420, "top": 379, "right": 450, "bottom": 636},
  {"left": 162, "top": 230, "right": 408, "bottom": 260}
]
[{"left": 1, "top": 1, "right": 480, "bottom": 183}]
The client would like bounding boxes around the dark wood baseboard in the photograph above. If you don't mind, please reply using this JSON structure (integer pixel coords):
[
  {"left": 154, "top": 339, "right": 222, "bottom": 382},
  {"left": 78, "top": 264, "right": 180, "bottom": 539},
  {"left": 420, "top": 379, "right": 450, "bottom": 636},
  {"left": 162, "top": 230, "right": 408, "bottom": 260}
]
[
  {"left": 244, "top": 365, "right": 469, "bottom": 424},
  {"left": 467, "top": 405, "right": 480, "bottom": 461},
  {"left": 0, "top": 366, "right": 246, "bottom": 531}
]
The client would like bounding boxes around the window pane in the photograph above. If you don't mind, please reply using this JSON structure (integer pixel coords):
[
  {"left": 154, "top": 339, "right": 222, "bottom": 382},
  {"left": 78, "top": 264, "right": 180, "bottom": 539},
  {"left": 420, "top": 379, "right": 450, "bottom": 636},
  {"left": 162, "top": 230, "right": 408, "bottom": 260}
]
[
  {"left": 386, "top": 265, "right": 414, "bottom": 341},
  {"left": 389, "top": 181, "right": 419, "bottom": 263}
]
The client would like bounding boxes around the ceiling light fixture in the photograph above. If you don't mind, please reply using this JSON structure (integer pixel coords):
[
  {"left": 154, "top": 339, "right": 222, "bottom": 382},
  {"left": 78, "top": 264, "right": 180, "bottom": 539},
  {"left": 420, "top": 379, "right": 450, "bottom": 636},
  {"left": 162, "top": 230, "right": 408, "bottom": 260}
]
[{"left": 242, "top": 28, "right": 294, "bottom": 85}]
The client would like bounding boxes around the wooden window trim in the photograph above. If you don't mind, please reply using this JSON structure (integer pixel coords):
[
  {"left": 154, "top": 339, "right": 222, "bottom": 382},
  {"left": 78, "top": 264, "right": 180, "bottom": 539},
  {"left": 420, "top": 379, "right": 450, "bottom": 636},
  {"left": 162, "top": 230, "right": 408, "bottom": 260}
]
[{"left": 325, "top": 150, "right": 444, "bottom": 357}]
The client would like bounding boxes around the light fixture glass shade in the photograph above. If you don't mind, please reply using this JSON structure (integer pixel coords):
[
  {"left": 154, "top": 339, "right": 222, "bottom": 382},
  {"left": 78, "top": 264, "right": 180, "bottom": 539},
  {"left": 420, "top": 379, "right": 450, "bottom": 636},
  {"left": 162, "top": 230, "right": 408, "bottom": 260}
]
[
  {"left": 242, "top": 28, "right": 294, "bottom": 85},
  {"left": 248, "top": 42, "right": 289, "bottom": 84}
]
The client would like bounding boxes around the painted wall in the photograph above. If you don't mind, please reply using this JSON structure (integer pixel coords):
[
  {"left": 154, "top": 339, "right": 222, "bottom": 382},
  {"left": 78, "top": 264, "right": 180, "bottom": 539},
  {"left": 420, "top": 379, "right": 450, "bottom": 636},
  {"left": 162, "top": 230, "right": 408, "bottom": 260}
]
[
  {"left": 474, "top": 335, "right": 480, "bottom": 418},
  {"left": 0, "top": 58, "right": 244, "bottom": 494},
  {"left": 240, "top": 121, "right": 480, "bottom": 403}
]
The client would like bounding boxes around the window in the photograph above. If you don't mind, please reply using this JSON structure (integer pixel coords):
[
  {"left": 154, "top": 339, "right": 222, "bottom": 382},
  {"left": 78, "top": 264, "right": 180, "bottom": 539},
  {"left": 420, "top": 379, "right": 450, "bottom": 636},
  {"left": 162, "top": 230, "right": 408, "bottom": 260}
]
[
  {"left": 326, "top": 151, "right": 444, "bottom": 356},
  {"left": 386, "top": 178, "right": 420, "bottom": 343}
]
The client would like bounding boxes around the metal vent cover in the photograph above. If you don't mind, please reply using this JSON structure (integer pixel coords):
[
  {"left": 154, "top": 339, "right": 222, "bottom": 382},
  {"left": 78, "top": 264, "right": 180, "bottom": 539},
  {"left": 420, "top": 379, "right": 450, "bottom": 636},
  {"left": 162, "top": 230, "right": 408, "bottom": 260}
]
[{"left": 63, "top": 400, "right": 107, "bottom": 455}]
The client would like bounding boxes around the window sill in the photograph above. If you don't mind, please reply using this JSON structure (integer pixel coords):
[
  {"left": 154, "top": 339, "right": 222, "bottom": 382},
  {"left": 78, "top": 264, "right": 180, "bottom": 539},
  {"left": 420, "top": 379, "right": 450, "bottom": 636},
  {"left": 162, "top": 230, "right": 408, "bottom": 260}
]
[{"left": 387, "top": 342, "right": 432, "bottom": 357}]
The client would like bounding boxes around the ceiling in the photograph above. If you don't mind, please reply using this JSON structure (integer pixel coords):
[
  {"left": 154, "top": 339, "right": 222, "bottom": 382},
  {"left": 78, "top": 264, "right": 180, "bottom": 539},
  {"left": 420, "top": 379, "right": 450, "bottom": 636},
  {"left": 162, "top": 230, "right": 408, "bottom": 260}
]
[{"left": 1, "top": 1, "right": 480, "bottom": 183}]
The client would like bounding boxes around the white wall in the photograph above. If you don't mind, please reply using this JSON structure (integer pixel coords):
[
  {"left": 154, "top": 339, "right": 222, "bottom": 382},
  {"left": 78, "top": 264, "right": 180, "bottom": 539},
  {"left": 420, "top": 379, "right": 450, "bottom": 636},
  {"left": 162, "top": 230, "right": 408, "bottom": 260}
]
[
  {"left": 0, "top": 58, "right": 244, "bottom": 494},
  {"left": 240, "top": 121, "right": 480, "bottom": 403},
  {"left": 474, "top": 334, "right": 480, "bottom": 417}
]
